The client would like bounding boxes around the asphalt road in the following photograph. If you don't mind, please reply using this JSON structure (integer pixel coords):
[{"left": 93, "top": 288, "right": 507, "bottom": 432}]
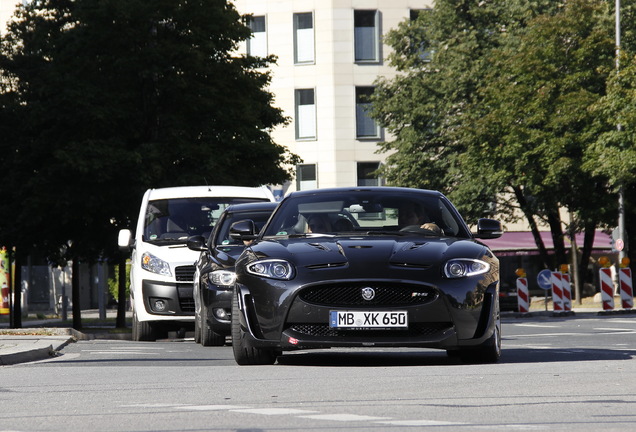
[{"left": 1, "top": 314, "right": 635, "bottom": 431}]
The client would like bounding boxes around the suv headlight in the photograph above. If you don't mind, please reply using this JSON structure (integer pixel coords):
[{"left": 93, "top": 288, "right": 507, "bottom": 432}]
[
  {"left": 246, "top": 259, "right": 295, "bottom": 280},
  {"left": 141, "top": 252, "right": 172, "bottom": 276},
  {"left": 210, "top": 270, "right": 236, "bottom": 287},
  {"left": 444, "top": 259, "right": 490, "bottom": 278}
]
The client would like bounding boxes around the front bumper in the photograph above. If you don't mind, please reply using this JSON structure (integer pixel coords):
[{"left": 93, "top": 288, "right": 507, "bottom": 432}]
[
  {"left": 235, "top": 277, "right": 499, "bottom": 352},
  {"left": 142, "top": 279, "right": 195, "bottom": 316},
  {"left": 201, "top": 284, "right": 233, "bottom": 334}
]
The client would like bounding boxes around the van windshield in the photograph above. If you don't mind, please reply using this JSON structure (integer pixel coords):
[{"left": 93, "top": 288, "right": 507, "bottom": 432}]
[{"left": 143, "top": 197, "right": 269, "bottom": 244}]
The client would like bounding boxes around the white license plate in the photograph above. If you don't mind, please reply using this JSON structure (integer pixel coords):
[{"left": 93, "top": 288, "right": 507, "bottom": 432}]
[{"left": 329, "top": 310, "right": 408, "bottom": 329}]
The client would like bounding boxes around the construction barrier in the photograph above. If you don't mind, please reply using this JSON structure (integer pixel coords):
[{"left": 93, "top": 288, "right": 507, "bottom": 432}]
[
  {"left": 599, "top": 267, "right": 615, "bottom": 311},
  {"left": 551, "top": 271, "right": 564, "bottom": 312},
  {"left": 619, "top": 267, "right": 634, "bottom": 310},
  {"left": 561, "top": 272, "right": 572, "bottom": 312},
  {"left": 516, "top": 277, "right": 529, "bottom": 313}
]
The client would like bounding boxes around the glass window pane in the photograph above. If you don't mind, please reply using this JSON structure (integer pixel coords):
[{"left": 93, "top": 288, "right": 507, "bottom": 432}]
[
  {"left": 294, "top": 12, "right": 314, "bottom": 63},
  {"left": 247, "top": 16, "right": 267, "bottom": 57},
  {"left": 356, "top": 87, "right": 379, "bottom": 138},
  {"left": 354, "top": 10, "right": 377, "bottom": 62},
  {"left": 295, "top": 89, "right": 316, "bottom": 139}
]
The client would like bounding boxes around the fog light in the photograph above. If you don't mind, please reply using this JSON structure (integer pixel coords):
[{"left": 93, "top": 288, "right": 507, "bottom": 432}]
[
  {"left": 213, "top": 308, "right": 229, "bottom": 320},
  {"left": 153, "top": 299, "right": 167, "bottom": 312}
]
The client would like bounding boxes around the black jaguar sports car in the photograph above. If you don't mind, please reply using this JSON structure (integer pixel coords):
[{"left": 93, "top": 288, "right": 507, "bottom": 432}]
[{"left": 229, "top": 187, "right": 503, "bottom": 365}]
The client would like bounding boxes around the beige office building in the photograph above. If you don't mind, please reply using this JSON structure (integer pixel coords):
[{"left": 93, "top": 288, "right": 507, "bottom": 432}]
[{"left": 233, "top": 1, "right": 432, "bottom": 195}]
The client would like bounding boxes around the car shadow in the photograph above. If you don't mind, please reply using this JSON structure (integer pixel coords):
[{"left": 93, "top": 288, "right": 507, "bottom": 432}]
[{"left": 275, "top": 347, "right": 636, "bottom": 367}]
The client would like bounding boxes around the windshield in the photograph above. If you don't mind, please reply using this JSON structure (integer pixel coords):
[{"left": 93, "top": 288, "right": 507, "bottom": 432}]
[
  {"left": 143, "top": 197, "right": 269, "bottom": 243},
  {"left": 262, "top": 190, "right": 471, "bottom": 238}
]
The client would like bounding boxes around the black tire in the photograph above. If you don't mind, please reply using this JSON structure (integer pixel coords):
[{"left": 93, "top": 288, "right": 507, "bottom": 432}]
[
  {"left": 201, "top": 301, "right": 225, "bottom": 347},
  {"left": 231, "top": 293, "right": 279, "bottom": 365},
  {"left": 459, "top": 321, "right": 501, "bottom": 364},
  {"left": 132, "top": 310, "right": 157, "bottom": 342}
]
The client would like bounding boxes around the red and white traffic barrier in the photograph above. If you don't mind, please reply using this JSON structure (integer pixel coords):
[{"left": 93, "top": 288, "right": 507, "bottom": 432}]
[
  {"left": 599, "top": 267, "right": 615, "bottom": 311},
  {"left": 561, "top": 272, "right": 572, "bottom": 312},
  {"left": 619, "top": 267, "right": 633, "bottom": 310},
  {"left": 551, "top": 271, "right": 564, "bottom": 312},
  {"left": 516, "top": 277, "right": 529, "bottom": 313}
]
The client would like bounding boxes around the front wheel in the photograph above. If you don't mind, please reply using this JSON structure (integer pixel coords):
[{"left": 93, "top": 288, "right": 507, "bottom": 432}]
[
  {"left": 459, "top": 322, "right": 501, "bottom": 364},
  {"left": 201, "top": 301, "right": 225, "bottom": 346},
  {"left": 231, "top": 293, "right": 279, "bottom": 365},
  {"left": 132, "top": 310, "right": 157, "bottom": 342}
]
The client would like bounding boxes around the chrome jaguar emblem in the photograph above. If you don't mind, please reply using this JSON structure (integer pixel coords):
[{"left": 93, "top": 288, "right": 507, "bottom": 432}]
[{"left": 361, "top": 287, "right": 376, "bottom": 301}]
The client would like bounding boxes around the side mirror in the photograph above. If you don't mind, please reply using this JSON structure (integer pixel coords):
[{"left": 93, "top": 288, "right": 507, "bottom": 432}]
[
  {"left": 186, "top": 235, "right": 208, "bottom": 252},
  {"left": 230, "top": 220, "right": 257, "bottom": 242},
  {"left": 474, "top": 218, "right": 503, "bottom": 239},
  {"left": 118, "top": 229, "right": 133, "bottom": 250}
]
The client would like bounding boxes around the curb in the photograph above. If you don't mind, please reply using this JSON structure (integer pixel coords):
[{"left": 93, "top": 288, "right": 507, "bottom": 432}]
[{"left": 0, "top": 327, "right": 131, "bottom": 366}]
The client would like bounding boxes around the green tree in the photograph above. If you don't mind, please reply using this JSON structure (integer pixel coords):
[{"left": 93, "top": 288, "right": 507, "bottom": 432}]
[
  {"left": 373, "top": 0, "right": 557, "bottom": 202},
  {"left": 373, "top": 0, "right": 628, "bottom": 286},
  {"left": 460, "top": 0, "right": 617, "bottom": 272},
  {"left": 0, "top": 0, "right": 299, "bottom": 327},
  {"left": 0, "top": 0, "right": 298, "bottom": 259}
]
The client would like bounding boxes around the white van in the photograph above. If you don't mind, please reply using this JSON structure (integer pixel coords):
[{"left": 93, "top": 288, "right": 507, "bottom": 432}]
[{"left": 118, "top": 186, "right": 275, "bottom": 341}]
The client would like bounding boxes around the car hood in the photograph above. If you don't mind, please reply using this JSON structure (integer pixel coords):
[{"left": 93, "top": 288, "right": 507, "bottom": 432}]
[{"left": 250, "top": 236, "right": 490, "bottom": 274}]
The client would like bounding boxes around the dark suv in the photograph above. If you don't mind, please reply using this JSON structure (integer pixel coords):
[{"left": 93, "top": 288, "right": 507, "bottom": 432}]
[{"left": 187, "top": 201, "right": 278, "bottom": 346}]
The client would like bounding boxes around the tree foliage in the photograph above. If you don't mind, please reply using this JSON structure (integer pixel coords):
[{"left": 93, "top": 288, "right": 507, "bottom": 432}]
[
  {"left": 373, "top": 0, "right": 636, "bottom": 275},
  {"left": 0, "top": 0, "right": 299, "bottom": 261}
]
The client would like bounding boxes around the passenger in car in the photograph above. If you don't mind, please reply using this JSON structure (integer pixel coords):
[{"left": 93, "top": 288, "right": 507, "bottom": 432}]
[
  {"left": 398, "top": 202, "right": 441, "bottom": 234},
  {"left": 306, "top": 214, "right": 332, "bottom": 233}
]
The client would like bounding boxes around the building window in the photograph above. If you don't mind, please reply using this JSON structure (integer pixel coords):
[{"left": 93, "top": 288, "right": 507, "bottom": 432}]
[
  {"left": 357, "top": 162, "right": 383, "bottom": 186},
  {"left": 297, "top": 164, "right": 317, "bottom": 190},
  {"left": 354, "top": 10, "right": 380, "bottom": 63},
  {"left": 294, "top": 12, "right": 315, "bottom": 64},
  {"left": 295, "top": 88, "right": 316, "bottom": 140},
  {"left": 247, "top": 15, "right": 267, "bottom": 58},
  {"left": 410, "top": 9, "right": 433, "bottom": 62},
  {"left": 355, "top": 87, "right": 380, "bottom": 139}
]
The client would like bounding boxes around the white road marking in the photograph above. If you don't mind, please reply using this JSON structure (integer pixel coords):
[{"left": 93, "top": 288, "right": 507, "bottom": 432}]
[
  {"left": 299, "top": 413, "right": 390, "bottom": 421},
  {"left": 175, "top": 405, "right": 248, "bottom": 411},
  {"left": 377, "top": 419, "right": 465, "bottom": 426},
  {"left": 232, "top": 408, "right": 318, "bottom": 415}
]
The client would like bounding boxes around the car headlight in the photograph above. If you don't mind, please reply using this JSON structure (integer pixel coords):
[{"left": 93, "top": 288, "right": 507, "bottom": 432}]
[
  {"left": 210, "top": 270, "right": 236, "bottom": 287},
  {"left": 141, "top": 252, "right": 172, "bottom": 277},
  {"left": 246, "top": 259, "right": 295, "bottom": 280},
  {"left": 444, "top": 259, "right": 490, "bottom": 278}
]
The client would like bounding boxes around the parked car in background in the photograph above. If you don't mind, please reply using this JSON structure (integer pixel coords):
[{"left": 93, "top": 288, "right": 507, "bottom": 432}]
[
  {"left": 230, "top": 187, "right": 503, "bottom": 365},
  {"left": 118, "top": 186, "right": 275, "bottom": 341},
  {"left": 187, "top": 201, "right": 278, "bottom": 346}
]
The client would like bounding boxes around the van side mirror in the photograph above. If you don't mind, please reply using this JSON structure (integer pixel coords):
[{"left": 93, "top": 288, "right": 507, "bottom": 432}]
[
  {"left": 118, "top": 229, "right": 133, "bottom": 250},
  {"left": 474, "top": 219, "right": 503, "bottom": 239}
]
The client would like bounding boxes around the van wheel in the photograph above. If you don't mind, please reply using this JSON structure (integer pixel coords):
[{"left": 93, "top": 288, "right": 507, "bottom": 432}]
[{"left": 132, "top": 311, "right": 157, "bottom": 342}]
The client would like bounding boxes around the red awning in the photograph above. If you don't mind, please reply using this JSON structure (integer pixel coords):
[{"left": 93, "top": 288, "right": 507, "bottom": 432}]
[{"left": 480, "top": 230, "right": 612, "bottom": 256}]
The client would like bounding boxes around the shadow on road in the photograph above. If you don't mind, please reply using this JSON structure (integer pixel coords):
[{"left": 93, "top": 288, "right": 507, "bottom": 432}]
[{"left": 275, "top": 347, "right": 636, "bottom": 367}]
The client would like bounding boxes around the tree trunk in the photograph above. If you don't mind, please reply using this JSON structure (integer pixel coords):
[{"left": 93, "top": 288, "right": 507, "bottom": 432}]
[
  {"left": 72, "top": 257, "right": 82, "bottom": 330},
  {"left": 116, "top": 259, "right": 127, "bottom": 329}
]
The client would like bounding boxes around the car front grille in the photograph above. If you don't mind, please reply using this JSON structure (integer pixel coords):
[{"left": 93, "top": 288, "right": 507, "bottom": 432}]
[
  {"left": 175, "top": 265, "right": 195, "bottom": 282},
  {"left": 179, "top": 298, "right": 195, "bottom": 313},
  {"left": 298, "top": 282, "right": 438, "bottom": 306},
  {"left": 288, "top": 322, "right": 452, "bottom": 338}
]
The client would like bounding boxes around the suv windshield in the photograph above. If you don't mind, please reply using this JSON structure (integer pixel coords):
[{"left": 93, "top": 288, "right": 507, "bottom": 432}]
[
  {"left": 143, "top": 197, "right": 269, "bottom": 243},
  {"left": 262, "top": 190, "right": 471, "bottom": 238}
]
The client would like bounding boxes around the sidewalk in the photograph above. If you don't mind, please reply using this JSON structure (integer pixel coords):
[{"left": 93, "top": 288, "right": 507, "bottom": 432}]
[{"left": 0, "top": 309, "right": 132, "bottom": 366}]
